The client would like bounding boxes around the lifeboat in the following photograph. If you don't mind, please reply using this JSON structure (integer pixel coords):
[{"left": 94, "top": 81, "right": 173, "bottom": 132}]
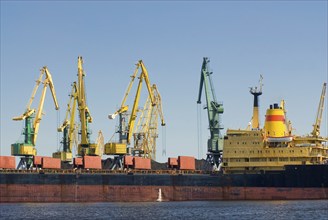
[{"left": 266, "top": 136, "right": 293, "bottom": 142}]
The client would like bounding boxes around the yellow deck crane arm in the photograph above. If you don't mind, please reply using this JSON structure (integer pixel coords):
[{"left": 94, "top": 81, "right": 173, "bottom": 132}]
[{"left": 312, "top": 82, "right": 327, "bottom": 137}]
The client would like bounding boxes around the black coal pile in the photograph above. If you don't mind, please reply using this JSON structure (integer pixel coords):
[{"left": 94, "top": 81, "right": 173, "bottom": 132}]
[
  {"left": 151, "top": 160, "right": 168, "bottom": 170},
  {"left": 195, "top": 159, "right": 206, "bottom": 170},
  {"left": 61, "top": 162, "right": 73, "bottom": 169},
  {"left": 102, "top": 158, "right": 113, "bottom": 169}
]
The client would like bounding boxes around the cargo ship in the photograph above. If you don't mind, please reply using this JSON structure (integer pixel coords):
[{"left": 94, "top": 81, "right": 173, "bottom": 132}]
[
  {"left": 0, "top": 58, "right": 327, "bottom": 202},
  {"left": 1, "top": 86, "right": 327, "bottom": 202},
  {"left": 0, "top": 164, "right": 327, "bottom": 202}
]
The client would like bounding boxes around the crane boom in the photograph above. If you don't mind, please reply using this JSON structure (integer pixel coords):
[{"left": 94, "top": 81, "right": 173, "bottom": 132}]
[
  {"left": 139, "top": 61, "right": 155, "bottom": 104},
  {"left": 33, "top": 67, "right": 59, "bottom": 145},
  {"left": 78, "top": 56, "right": 89, "bottom": 145},
  {"left": 197, "top": 57, "right": 224, "bottom": 170},
  {"left": 312, "top": 82, "right": 327, "bottom": 137},
  {"left": 152, "top": 84, "right": 165, "bottom": 126},
  {"left": 108, "top": 64, "right": 140, "bottom": 119}
]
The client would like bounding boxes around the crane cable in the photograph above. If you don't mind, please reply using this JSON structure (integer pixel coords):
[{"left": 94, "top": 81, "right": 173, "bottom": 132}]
[
  {"left": 161, "top": 125, "right": 166, "bottom": 156},
  {"left": 197, "top": 104, "right": 203, "bottom": 160},
  {"left": 57, "top": 110, "right": 60, "bottom": 151}
]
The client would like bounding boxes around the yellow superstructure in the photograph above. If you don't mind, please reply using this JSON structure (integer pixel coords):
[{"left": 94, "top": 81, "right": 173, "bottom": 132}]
[{"left": 222, "top": 82, "right": 328, "bottom": 173}]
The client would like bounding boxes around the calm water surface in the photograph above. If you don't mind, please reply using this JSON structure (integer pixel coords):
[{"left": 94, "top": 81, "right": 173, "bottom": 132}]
[{"left": 1, "top": 200, "right": 327, "bottom": 219}]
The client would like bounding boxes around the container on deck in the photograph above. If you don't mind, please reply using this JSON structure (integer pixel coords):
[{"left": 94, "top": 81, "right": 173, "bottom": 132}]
[
  {"left": 178, "top": 156, "right": 195, "bottom": 170},
  {"left": 83, "top": 156, "right": 102, "bottom": 169},
  {"left": 0, "top": 156, "right": 16, "bottom": 169},
  {"left": 124, "top": 155, "right": 134, "bottom": 167},
  {"left": 34, "top": 156, "right": 52, "bottom": 167},
  {"left": 168, "top": 157, "right": 178, "bottom": 168},
  {"left": 133, "top": 157, "right": 151, "bottom": 170},
  {"left": 74, "top": 157, "right": 83, "bottom": 167},
  {"left": 42, "top": 157, "right": 61, "bottom": 169}
]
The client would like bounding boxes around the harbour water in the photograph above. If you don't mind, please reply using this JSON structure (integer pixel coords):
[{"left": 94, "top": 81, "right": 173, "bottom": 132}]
[{"left": 0, "top": 200, "right": 327, "bottom": 219}]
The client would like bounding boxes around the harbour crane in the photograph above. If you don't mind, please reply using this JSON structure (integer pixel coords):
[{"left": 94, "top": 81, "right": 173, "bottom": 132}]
[
  {"left": 53, "top": 82, "right": 78, "bottom": 162},
  {"left": 133, "top": 84, "right": 165, "bottom": 160},
  {"left": 197, "top": 57, "right": 224, "bottom": 170},
  {"left": 311, "top": 82, "right": 327, "bottom": 137},
  {"left": 76, "top": 56, "right": 99, "bottom": 156},
  {"left": 106, "top": 60, "right": 165, "bottom": 168},
  {"left": 12, "top": 66, "right": 59, "bottom": 169}
]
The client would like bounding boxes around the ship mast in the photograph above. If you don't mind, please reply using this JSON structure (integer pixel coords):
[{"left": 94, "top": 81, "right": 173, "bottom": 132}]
[{"left": 249, "top": 75, "right": 263, "bottom": 130}]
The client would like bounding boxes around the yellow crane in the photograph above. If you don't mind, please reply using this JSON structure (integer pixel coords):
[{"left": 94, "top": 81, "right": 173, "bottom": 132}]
[
  {"left": 76, "top": 56, "right": 99, "bottom": 156},
  {"left": 53, "top": 82, "right": 78, "bottom": 162},
  {"left": 312, "top": 82, "right": 327, "bottom": 137},
  {"left": 106, "top": 60, "right": 154, "bottom": 153},
  {"left": 11, "top": 66, "right": 59, "bottom": 169},
  {"left": 133, "top": 84, "right": 165, "bottom": 160},
  {"left": 106, "top": 60, "right": 165, "bottom": 168}
]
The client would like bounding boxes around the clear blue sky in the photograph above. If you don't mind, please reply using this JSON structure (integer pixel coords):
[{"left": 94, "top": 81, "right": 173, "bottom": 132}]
[{"left": 1, "top": 1, "right": 327, "bottom": 162}]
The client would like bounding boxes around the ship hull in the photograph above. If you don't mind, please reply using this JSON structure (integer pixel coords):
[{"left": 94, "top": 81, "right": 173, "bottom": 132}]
[
  {"left": 1, "top": 185, "right": 327, "bottom": 202},
  {"left": 1, "top": 165, "right": 327, "bottom": 202}
]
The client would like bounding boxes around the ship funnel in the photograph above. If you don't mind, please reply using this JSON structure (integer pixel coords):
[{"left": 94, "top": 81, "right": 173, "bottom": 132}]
[{"left": 264, "top": 103, "right": 292, "bottom": 142}]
